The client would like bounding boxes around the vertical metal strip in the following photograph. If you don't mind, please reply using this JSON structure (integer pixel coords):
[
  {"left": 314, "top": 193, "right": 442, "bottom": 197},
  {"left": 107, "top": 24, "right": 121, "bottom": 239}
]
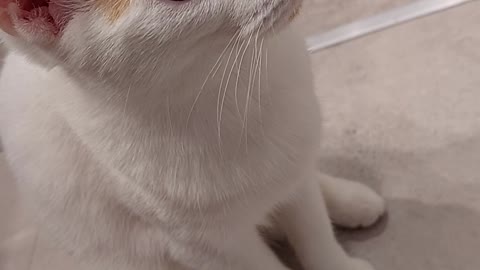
[{"left": 306, "top": 0, "right": 474, "bottom": 53}]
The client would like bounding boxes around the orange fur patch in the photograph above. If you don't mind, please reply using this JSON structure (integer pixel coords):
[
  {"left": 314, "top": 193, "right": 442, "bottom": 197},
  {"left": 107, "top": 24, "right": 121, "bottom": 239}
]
[
  {"left": 289, "top": 5, "right": 302, "bottom": 22},
  {"left": 96, "top": 0, "right": 131, "bottom": 21}
]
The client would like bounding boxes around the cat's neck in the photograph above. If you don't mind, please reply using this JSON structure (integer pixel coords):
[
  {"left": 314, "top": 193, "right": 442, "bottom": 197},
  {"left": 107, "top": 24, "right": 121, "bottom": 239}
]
[{"left": 60, "top": 37, "right": 267, "bottom": 121}]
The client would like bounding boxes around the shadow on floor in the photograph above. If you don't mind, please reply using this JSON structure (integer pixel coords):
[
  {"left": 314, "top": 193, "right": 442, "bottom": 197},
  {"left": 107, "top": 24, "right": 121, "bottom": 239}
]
[
  {"left": 342, "top": 199, "right": 480, "bottom": 270},
  {"left": 275, "top": 134, "right": 480, "bottom": 270},
  {"left": 269, "top": 198, "right": 480, "bottom": 270}
]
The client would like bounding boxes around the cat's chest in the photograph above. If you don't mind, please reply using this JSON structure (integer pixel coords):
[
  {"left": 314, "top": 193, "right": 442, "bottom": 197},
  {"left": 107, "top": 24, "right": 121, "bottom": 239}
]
[{"left": 1, "top": 50, "right": 321, "bottom": 219}]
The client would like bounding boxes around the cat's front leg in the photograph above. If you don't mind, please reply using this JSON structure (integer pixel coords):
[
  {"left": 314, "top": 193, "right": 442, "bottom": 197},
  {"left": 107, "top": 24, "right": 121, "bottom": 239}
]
[
  {"left": 318, "top": 172, "right": 386, "bottom": 229},
  {"left": 275, "top": 178, "right": 375, "bottom": 270}
]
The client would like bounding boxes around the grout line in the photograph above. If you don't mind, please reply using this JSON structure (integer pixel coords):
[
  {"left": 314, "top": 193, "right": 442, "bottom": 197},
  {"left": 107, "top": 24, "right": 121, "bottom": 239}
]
[{"left": 306, "top": 0, "right": 474, "bottom": 53}]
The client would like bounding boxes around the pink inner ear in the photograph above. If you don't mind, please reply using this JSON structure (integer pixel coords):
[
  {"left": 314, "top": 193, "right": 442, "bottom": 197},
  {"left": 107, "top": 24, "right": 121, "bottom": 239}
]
[
  {"left": 0, "top": 0, "right": 8, "bottom": 8},
  {"left": 0, "top": 5, "right": 17, "bottom": 36},
  {"left": 0, "top": 0, "right": 72, "bottom": 41}
]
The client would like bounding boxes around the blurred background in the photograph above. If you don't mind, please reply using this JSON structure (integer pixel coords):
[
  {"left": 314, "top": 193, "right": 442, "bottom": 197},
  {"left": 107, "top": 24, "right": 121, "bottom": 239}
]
[
  {"left": 302, "top": 0, "right": 415, "bottom": 35},
  {"left": 1, "top": 0, "right": 479, "bottom": 269}
]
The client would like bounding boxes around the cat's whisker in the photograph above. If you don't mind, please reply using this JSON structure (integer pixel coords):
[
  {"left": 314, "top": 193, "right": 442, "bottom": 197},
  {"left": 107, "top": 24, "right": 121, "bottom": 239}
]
[
  {"left": 240, "top": 33, "right": 255, "bottom": 153},
  {"left": 211, "top": 32, "right": 240, "bottom": 80},
  {"left": 264, "top": 45, "right": 274, "bottom": 108},
  {"left": 233, "top": 31, "right": 254, "bottom": 154},
  {"left": 218, "top": 34, "right": 245, "bottom": 150},
  {"left": 248, "top": 29, "right": 263, "bottom": 145},
  {"left": 185, "top": 32, "right": 239, "bottom": 129},
  {"left": 216, "top": 34, "right": 242, "bottom": 154},
  {"left": 242, "top": 27, "right": 262, "bottom": 153},
  {"left": 234, "top": 36, "right": 252, "bottom": 120},
  {"left": 257, "top": 37, "right": 266, "bottom": 139},
  {"left": 232, "top": 38, "right": 247, "bottom": 120}
]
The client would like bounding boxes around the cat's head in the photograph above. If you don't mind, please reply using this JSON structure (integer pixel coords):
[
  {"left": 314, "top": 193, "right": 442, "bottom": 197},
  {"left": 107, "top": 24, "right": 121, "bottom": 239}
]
[{"left": 0, "top": 0, "right": 302, "bottom": 84}]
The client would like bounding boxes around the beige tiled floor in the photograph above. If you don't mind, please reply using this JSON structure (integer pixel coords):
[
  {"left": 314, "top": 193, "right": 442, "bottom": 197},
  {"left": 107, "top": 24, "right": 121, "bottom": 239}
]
[
  {"left": 2, "top": 1, "right": 480, "bottom": 270},
  {"left": 310, "top": 1, "right": 480, "bottom": 269}
]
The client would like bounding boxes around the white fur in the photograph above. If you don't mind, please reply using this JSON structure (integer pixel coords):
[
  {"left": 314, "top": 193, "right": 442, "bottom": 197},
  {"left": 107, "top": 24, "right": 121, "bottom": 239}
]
[{"left": 0, "top": 0, "right": 385, "bottom": 269}]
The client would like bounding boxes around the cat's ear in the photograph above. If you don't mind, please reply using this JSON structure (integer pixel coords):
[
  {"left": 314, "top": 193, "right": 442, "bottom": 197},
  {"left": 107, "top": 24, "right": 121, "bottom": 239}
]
[{"left": 0, "top": 5, "right": 17, "bottom": 36}]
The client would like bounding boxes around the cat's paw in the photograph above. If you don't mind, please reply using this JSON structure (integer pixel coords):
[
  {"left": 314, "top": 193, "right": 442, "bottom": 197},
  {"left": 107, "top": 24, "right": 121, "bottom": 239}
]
[
  {"left": 327, "top": 181, "right": 386, "bottom": 228},
  {"left": 345, "top": 258, "right": 375, "bottom": 270}
]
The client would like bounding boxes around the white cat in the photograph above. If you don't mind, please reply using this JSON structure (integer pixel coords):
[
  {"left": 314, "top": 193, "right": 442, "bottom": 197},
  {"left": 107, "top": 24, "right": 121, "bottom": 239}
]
[{"left": 0, "top": 0, "right": 385, "bottom": 269}]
